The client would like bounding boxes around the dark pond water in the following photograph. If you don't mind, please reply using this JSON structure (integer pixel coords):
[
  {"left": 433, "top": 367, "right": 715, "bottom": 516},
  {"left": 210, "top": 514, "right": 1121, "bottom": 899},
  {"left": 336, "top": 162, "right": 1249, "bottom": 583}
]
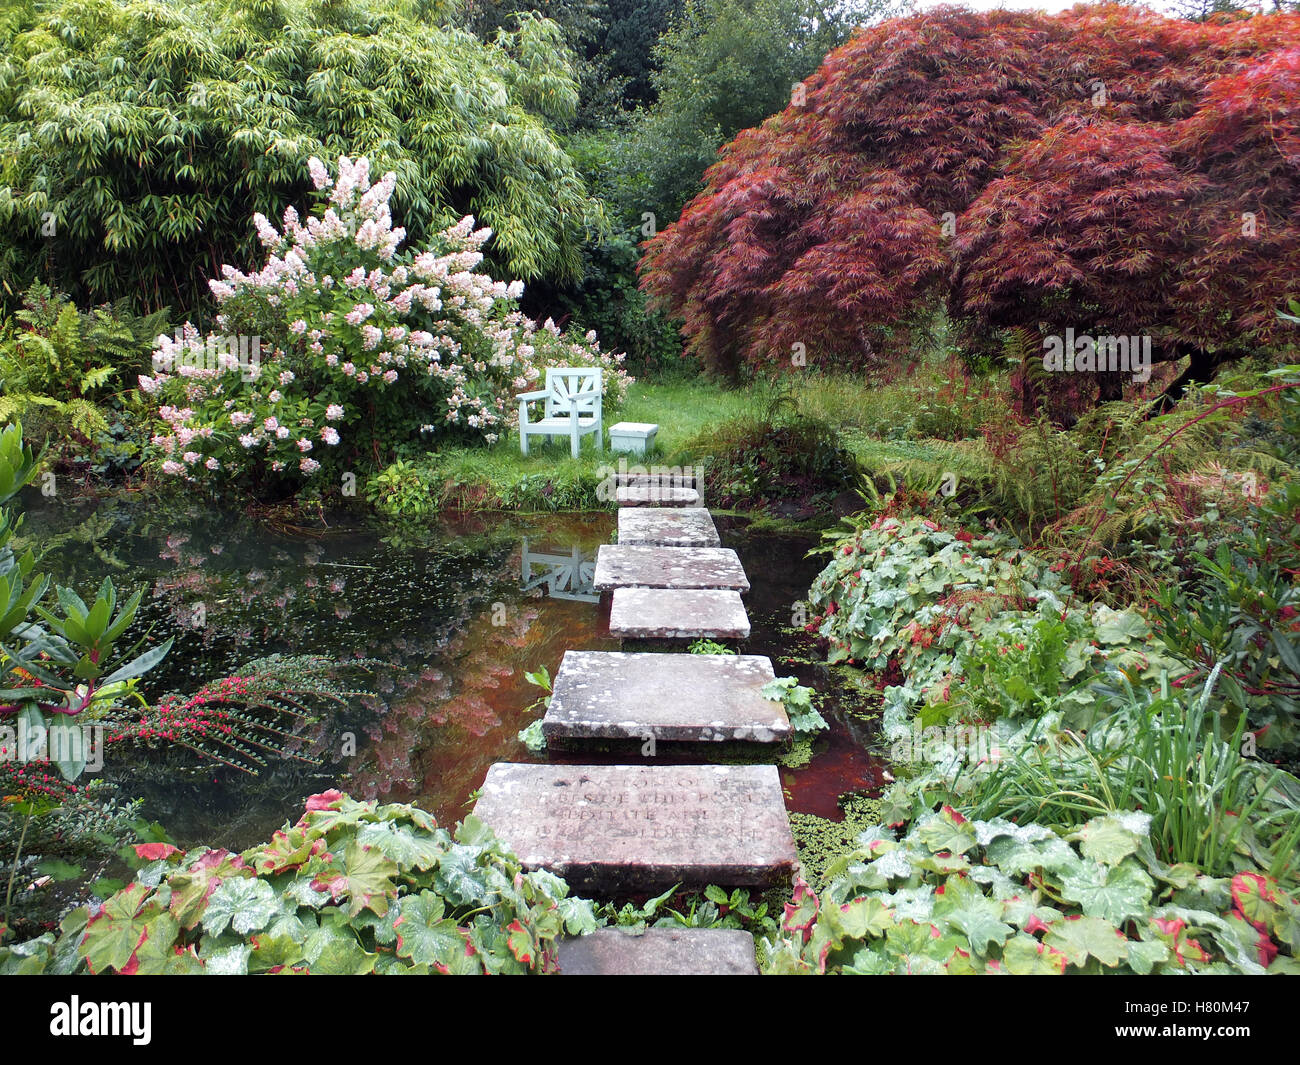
[{"left": 21, "top": 494, "right": 888, "bottom": 850}]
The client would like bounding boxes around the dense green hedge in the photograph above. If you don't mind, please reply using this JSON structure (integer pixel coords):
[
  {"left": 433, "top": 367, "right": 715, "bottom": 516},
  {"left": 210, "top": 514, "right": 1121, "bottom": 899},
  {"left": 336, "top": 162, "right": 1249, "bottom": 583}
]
[{"left": 0, "top": 0, "right": 603, "bottom": 316}]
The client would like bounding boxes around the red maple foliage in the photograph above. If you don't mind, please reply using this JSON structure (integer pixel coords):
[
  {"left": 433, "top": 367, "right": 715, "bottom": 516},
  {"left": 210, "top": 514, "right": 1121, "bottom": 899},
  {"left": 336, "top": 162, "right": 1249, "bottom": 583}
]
[{"left": 639, "top": 5, "right": 1300, "bottom": 405}]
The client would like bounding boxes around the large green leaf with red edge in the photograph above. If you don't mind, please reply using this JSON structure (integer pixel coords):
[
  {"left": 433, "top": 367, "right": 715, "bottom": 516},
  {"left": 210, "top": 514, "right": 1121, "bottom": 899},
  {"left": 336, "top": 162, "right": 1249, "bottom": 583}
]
[
  {"left": 355, "top": 821, "right": 448, "bottom": 872},
  {"left": 944, "top": 896, "right": 1015, "bottom": 956},
  {"left": 505, "top": 919, "right": 538, "bottom": 967},
  {"left": 247, "top": 826, "right": 327, "bottom": 875},
  {"left": 123, "top": 912, "right": 204, "bottom": 975},
  {"left": 433, "top": 843, "right": 491, "bottom": 907},
  {"left": 1044, "top": 915, "right": 1129, "bottom": 968},
  {"left": 913, "top": 807, "right": 978, "bottom": 856},
  {"left": 999, "top": 934, "right": 1067, "bottom": 975},
  {"left": 201, "top": 877, "right": 281, "bottom": 937},
  {"left": 302, "top": 913, "right": 377, "bottom": 975},
  {"left": 782, "top": 879, "right": 820, "bottom": 943},
  {"left": 79, "top": 883, "right": 154, "bottom": 975},
  {"left": 1060, "top": 859, "right": 1154, "bottom": 924},
  {"left": 1230, "top": 872, "right": 1280, "bottom": 934},
  {"left": 166, "top": 848, "right": 250, "bottom": 930},
  {"left": 826, "top": 896, "right": 894, "bottom": 941},
  {"left": 392, "top": 892, "right": 465, "bottom": 967},
  {"left": 310, "top": 840, "right": 399, "bottom": 918}
]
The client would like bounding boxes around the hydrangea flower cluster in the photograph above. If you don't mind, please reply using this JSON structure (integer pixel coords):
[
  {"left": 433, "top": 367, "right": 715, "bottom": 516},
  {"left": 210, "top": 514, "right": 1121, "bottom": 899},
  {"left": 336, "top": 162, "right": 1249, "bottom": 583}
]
[{"left": 143, "top": 155, "right": 631, "bottom": 486}]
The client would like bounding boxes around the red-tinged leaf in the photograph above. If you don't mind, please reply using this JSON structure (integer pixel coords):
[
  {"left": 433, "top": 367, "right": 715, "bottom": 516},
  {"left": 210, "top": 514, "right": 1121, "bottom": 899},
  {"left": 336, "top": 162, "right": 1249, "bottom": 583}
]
[
  {"left": 506, "top": 919, "right": 535, "bottom": 966},
  {"left": 1256, "top": 931, "right": 1279, "bottom": 968},
  {"left": 1231, "top": 871, "right": 1279, "bottom": 933},
  {"left": 133, "top": 843, "right": 180, "bottom": 862},
  {"left": 304, "top": 789, "right": 345, "bottom": 812},
  {"left": 782, "top": 879, "right": 820, "bottom": 943}
]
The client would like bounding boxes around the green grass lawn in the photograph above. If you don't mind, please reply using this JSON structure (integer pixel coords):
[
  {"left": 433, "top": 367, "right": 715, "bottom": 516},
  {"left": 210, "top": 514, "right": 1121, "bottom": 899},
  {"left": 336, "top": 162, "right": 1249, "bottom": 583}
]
[
  {"left": 379, "top": 369, "right": 987, "bottom": 514},
  {"left": 402, "top": 376, "right": 756, "bottom": 510}
]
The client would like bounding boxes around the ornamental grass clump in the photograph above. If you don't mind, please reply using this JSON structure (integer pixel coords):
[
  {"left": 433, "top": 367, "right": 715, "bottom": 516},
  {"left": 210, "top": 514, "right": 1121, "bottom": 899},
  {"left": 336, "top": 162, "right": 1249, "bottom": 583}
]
[{"left": 142, "top": 156, "right": 630, "bottom": 494}]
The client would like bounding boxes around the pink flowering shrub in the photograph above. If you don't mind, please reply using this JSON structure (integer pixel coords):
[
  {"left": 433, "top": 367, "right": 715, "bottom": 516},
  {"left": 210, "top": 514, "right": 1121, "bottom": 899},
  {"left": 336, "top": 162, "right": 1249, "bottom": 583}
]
[{"left": 141, "top": 155, "right": 631, "bottom": 490}]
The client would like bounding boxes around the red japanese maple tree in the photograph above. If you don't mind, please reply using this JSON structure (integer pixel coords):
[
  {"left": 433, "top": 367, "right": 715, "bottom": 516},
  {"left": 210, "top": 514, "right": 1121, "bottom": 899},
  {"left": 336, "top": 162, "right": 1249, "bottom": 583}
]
[{"left": 639, "top": 5, "right": 1300, "bottom": 406}]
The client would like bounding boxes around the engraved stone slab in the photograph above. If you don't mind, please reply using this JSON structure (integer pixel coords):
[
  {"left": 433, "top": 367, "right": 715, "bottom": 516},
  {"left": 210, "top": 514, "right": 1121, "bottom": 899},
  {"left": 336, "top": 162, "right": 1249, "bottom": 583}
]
[
  {"left": 542, "top": 650, "right": 785, "bottom": 744},
  {"left": 609, "top": 587, "right": 750, "bottom": 639},
  {"left": 615, "top": 486, "right": 702, "bottom": 507},
  {"left": 617, "top": 507, "right": 720, "bottom": 548},
  {"left": 557, "top": 928, "right": 759, "bottom": 975},
  {"left": 472, "top": 763, "right": 797, "bottom": 891},
  {"left": 594, "top": 545, "right": 749, "bottom": 592}
]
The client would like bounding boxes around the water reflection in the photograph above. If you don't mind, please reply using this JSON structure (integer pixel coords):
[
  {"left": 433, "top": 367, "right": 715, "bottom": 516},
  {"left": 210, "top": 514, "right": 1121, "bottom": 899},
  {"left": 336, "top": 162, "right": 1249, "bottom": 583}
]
[{"left": 520, "top": 537, "right": 599, "bottom": 603}]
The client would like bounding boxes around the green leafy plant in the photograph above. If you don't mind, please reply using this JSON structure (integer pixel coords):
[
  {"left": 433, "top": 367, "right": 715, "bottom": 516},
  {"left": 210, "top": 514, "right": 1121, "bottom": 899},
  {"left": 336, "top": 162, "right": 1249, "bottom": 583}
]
[
  {"left": 0, "top": 1, "right": 604, "bottom": 312},
  {"left": 0, "top": 284, "right": 166, "bottom": 472},
  {"left": 882, "top": 673, "right": 1300, "bottom": 883},
  {"left": 762, "top": 676, "right": 828, "bottom": 737},
  {"left": 688, "top": 638, "right": 734, "bottom": 655},
  {"left": 765, "top": 805, "right": 1300, "bottom": 975},
  {"left": 516, "top": 666, "right": 552, "bottom": 752},
  {"left": 1151, "top": 478, "right": 1300, "bottom": 757},
  {"left": 1, "top": 791, "right": 599, "bottom": 974}
]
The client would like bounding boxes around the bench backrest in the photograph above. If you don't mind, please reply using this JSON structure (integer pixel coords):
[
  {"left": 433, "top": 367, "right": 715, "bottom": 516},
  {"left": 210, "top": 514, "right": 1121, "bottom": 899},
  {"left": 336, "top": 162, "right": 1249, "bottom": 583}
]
[{"left": 545, "top": 367, "right": 602, "bottom": 418}]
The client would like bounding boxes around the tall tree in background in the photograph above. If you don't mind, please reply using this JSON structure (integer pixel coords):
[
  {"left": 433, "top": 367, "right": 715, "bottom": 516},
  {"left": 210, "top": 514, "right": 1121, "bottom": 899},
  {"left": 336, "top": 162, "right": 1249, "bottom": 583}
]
[
  {"left": 639, "top": 5, "right": 1300, "bottom": 409},
  {"left": 631, "top": 0, "right": 911, "bottom": 222},
  {"left": 0, "top": 0, "right": 602, "bottom": 316}
]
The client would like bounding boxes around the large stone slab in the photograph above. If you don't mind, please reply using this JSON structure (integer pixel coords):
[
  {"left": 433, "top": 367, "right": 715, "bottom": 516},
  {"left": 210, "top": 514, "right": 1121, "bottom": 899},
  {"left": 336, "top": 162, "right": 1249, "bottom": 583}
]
[
  {"left": 616, "top": 485, "right": 702, "bottom": 507},
  {"left": 472, "top": 763, "right": 797, "bottom": 891},
  {"left": 542, "top": 650, "right": 785, "bottom": 744},
  {"left": 557, "top": 928, "right": 759, "bottom": 975},
  {"left": 609, "top": 587, "right": 750, "bottom": 639},
  {"left": 594, "top": 545, "right": 749, "bottom": 592},
  {"left": 617, "top": 507, "right": 720, "bottom": 548}
]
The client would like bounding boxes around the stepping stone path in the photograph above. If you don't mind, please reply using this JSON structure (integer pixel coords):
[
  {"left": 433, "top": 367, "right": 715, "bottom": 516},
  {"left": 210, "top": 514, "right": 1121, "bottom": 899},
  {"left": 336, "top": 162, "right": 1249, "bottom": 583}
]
[
  {"left": 473, "top": 465, "right": 800, "bottom": 972},
  {"left": 542, "top": 650, "right": 789, "bottom": 746},
  {"left": 609, "top": 587, "right": 749, "bottom": 639},
  {"left": 557, "top": 928, "right": 759, "bottom": 976},
  {"left": 616, "top": 485, "right": 702, "bottom": 507},
  {"left": 617, "top": 506, "right": 720, "bottom": 547},
  {"left": 473, "top": 763, "right": 796, "bottom": 892},
  {"left": 594, "top": 545, "right": 750, "bottom": 592}
]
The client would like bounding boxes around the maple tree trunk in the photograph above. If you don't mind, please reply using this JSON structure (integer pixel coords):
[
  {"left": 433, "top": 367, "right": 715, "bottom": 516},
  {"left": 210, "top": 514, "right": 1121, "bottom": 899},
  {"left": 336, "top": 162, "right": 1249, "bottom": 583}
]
[
  {"left": 1148, "top": 347, "right": 1238, "bottom": 415},
  {"left": 1096, "top": 374, "right": 1124, "bottom": 404}
]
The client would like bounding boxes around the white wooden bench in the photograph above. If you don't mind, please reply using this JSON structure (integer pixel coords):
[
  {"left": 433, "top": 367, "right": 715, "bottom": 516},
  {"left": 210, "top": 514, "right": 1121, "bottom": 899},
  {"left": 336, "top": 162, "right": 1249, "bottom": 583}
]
[{"left": 518, "top": 367, "right": 603, "bottom": 459}]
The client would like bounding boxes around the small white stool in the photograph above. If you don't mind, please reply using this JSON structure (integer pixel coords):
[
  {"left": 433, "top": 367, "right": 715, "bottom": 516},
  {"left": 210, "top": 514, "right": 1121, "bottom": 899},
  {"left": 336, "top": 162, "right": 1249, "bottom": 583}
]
[{"left": 608, "top": 422, "right": 659, "bottom": 456}]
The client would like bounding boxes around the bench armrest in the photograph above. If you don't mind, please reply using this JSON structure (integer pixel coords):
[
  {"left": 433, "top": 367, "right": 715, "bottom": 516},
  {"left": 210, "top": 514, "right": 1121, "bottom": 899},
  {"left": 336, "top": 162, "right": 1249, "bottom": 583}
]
[{"left": 516, "top": 389, "right": 549, "bottom": 401}]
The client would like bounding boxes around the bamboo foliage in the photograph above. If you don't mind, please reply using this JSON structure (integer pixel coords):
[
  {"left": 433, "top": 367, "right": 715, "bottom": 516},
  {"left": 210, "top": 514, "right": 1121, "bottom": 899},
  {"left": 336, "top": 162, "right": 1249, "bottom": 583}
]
[{"left": 0, "top": 0, "right": 603, "bottom": 315}]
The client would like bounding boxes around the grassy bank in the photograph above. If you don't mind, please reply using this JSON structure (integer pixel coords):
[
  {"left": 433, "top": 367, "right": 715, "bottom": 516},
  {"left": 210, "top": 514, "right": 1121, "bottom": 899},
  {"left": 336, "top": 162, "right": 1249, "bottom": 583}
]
[{"left": 364, "top": 366, "right": 1003, "bottom": 517}]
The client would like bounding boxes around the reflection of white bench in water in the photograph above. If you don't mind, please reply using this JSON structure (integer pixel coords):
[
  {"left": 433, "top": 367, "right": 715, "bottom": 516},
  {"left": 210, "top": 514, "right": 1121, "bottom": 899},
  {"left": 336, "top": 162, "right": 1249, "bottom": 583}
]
[{"left": 520, "top": 538, "right": 599, "bottom": 603}]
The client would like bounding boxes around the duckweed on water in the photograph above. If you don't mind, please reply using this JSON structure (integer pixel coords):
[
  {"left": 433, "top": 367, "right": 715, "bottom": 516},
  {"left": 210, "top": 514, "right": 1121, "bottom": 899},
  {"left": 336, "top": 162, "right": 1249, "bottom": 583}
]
[{"left": 789, "top": 794, "right": 885, "bottom": 889}]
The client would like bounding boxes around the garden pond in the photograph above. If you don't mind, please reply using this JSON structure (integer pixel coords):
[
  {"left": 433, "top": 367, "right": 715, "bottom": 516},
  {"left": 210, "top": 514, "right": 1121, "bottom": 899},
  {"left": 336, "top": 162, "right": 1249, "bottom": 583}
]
[{"left": 20, "top": 495, "right": 889, "bottom": 850}]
